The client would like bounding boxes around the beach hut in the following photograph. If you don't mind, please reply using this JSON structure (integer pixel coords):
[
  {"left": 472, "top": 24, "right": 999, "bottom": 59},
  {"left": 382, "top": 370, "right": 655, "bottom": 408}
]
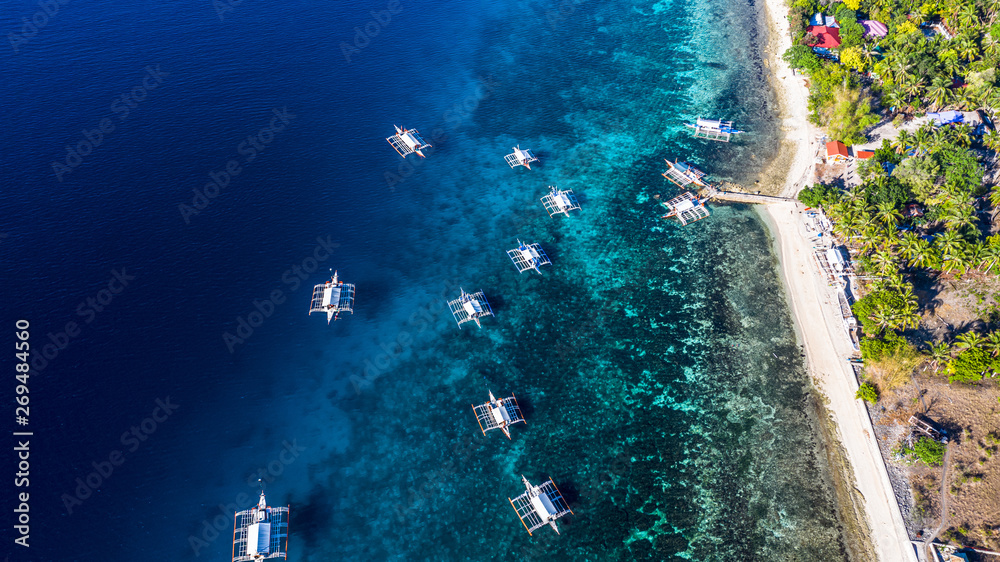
[
  {"left": 232, "top": 489, "right": 289, "bottom": 562},
  {"left": 508, "top": 476, "right": 573, "bottom": 536},
  {"left": 661, "top": 159, "right": 708, "bottom": 188},
  {"left": 859, "top": 20, "right": 887, "bottom": 38},
  {"left": 448, "top": 288, "right": 494, "bottom": 328},
  {"left": 308, "top": 271, "right": 356, "bottom": 324},
  {"left": 472, "top": 390, "right": 525, "bottom": 439},
  {"left": 684, "top": 117, "right": 744, "bottom": 142},
  {"left": 386, "top": 125, "right": 432, "bottom": 158},
  {"left": 661, "top": 192, "right": 710, "bottom": 225},
  {"left": 540, "top": 186, "right": 581, "bottom": 217},
  {"left": 826, "top": 141, "right": 850, "bottom": 163},
  {"left": 507, "top": 239, "right": 551, "bottom": 274},
  {"left": 504, "top": 145, "right": 539, "bottom": 170}
]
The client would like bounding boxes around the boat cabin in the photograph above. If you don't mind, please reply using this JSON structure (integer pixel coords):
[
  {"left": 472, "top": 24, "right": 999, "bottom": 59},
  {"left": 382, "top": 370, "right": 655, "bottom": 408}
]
[
  {"left": 507, "top": 240, "right": 551, "bottom": 274},
  {"left": 308, "top": 271, "right": 356, "bottom": 324},
  {"left": 386, "top": 125, "right": 432, "bottom": 158},
  {"left": 541, "top": 186, "right": 581, "bottom": 217},
  {"left": 504, "top": 145, "right": 539, "bottom": 170},
  {"left": 232, "top": 490, "right": 289, "bottom": 562},
  {"left": 508, "top": 476, "right": 573, "bottom": 536},
  {"left": 472, "top": 390, "right": 526, "bottom": 439},
  {"left": 448, "top": 288, "right": 494, "bottom": 328}
]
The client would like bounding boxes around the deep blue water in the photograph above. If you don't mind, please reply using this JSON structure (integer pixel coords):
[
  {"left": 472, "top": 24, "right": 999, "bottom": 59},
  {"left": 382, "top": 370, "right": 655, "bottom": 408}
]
[{"left": 2, "top": 0, "right": 852, "bottom": 560}]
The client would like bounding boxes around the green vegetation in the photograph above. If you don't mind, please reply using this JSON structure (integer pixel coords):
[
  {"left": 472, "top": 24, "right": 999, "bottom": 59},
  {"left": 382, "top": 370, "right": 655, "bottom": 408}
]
[
  {"left": 797, "top": 182, "right": 843, "bottom": 207},
  {"left": 856, "top": 381, "right": 880, "bottom": 402},
  {"left": 947, "top": 346, "right": 997, "bottom": 383},
  {"left": 898, "top": 435, "right": 947, "bottom": 466}
]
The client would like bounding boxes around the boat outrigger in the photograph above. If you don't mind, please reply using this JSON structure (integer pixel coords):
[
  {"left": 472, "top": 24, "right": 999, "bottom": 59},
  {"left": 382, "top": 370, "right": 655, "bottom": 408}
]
[
  {"left": 661, "top": 192, "right": 710, "bottom": 226},
  {"left": 448, "top": 288, "right": 494, "bottom": 328},
  {"left": 308, "top": 271, "right": 356, "bottom": 324},
  {"left": 508, "top": 476, "right": 573, "bottom": 536},
  {"left": 504, "top": 145, "right": 539, "bottom": 170},
  {"left": 540, "top": 186, "right": 581, "bottom": 217},
  {"left": 507, "top": 239, "right": 551, "bottom": 274},
  {"left": 232, "top": 484, "right": 289, "bottom": 562},
  {"left": 386, "top": 125, "right": 432, "bottom": 158},
  {"left": 662, "top": 159, "right": 708, "bottom": 188},
  {"left": 472, "top": 390, "right": 526, "bottom": 439},
  {"left": 684, "top": 117, "right": 744, "bottom": 142}
]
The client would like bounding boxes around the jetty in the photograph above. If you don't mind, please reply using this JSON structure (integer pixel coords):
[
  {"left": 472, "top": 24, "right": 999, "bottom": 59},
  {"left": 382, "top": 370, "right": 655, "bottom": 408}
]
[
  {"left": 700, "top": 185, "right": 796, "bottom": 205},
  {"left": 504, "top": 145, "right": 539, "bottom": 170},
  {"left": 509, "top": 476, "right": 573, "bottom": 535},
  {"left": 661, "top": 192, "right": 710, "bottom": 225},
  {"left": 308, "top": 271, "right": 356, "bottom": 324},
  {"left": 507, "top": 240, "right": 551, "bottom": 274},
  {"left": 541, "top": 186, "right": 581, "bottom": 217},
  {"left": 684, "top": 117, "right": 744, "bottom": 142},
  {"left": 662, "top": 159, "right": 708, "bottom": 188},
  {"left": 472, "top": 390, "right": 526, "bottom": 439},
  {"left": 448, "top": 288, "right": 494, "bottom": 328},
  {"left": 232, "top": 488, "right": 289, "bottom": 562},
  {"left": 386, "top": 125, "right": 432, "bottom": 158}
]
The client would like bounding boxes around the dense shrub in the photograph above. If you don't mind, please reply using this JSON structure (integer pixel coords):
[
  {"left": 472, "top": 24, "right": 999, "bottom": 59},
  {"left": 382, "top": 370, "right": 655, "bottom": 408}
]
[
  {"left": 900, "top": 436, "right": 947, "bottom": 466},
  {"left": 947, "top": 347, "right": 995, "bottom": 383},
  {"left": 797, "top": 183, "right": 842, "bottom": 208},
  {"left": 856, "top": 382, "right": 879, "bottom": 403}
]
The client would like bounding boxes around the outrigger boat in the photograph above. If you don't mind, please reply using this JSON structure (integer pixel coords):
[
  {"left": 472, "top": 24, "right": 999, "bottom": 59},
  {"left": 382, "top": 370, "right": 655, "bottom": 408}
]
[
  {"left": 684, "top": 117, "right": 744, "bottom": 142},
  {"left": 232, "top": 485, "right": 289, "bottom": 561},
  {"left": 504, "top": 145, "right": 539, "bottom": 170},
  {"left": 509, "top": 476, "right": 573, "bottom": 536},
  {"left": 662, "top": 159, "right": 708, "bottom": 188},
  {"left": 472, "top": 390, "right": 526, "bottom": 439},
  {"left": 308, "top": 271, "right": 356, "bottom": 324},
  {"left": 386, "top": 125, "right": 431, "bottom": 158},
  {"left": 507, "top": 239, "right": 551, "bottom": 274}
]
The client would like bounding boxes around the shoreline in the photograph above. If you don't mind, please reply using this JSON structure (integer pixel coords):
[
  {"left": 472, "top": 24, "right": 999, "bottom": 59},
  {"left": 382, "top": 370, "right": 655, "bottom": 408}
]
[{"left": 755, "top": 1, "right": 918, "bottom": 561}]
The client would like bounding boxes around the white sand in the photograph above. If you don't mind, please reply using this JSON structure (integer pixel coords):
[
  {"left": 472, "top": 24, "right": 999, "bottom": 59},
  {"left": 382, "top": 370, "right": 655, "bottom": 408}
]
[{"left": 758, "top": 2, "right": 918, "bottom": 561}]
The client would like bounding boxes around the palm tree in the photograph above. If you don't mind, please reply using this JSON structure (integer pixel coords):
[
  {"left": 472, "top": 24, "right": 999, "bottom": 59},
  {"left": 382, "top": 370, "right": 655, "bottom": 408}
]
[
  {"left": 926, "top": 76, "right": 952, "bottom": 110},
  {"left": 873, "top": 247, "right": 899, "bottom": 275},
  {"left": 979, "top": 235, "right": 1000, "bottom": 273},
  {"left": 984, "top": 332, "right": 1000, "bottom": 357},
  {"left": 957, "top": 35, "right": 980, "bottom": 62},
  {"left": 955, "top": 331, "right": 984, "bottom": 350},
  {"left": 876, "top": 201, "right": 903, "bottom": 228},
  {"left": 949, "top": 124, "right": 972, "bottom": 148},
  {"left": 898, "top": 231, "right": 924, "bottom": 264},
  {"left": 892, "top": 130, "right": 913, "bottom": 154},
  {"left": 983, "top": 130, "right": 1000, "bottom": 152},
  {"left": 910, "top": 241, "right": 941, "bottom": 269},
  {"left": 926, "top": 340, "right": 953, "bottom": 371},
  {"left": 936, "top": 230, "right": 971, "bottom": 273},
  {"left": 942, "top": 204, "right": 976, "bottom": 233}
]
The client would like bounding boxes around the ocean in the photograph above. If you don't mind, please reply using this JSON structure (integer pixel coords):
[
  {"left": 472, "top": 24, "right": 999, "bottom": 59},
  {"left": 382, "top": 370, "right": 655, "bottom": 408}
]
[{"left": 1, "top": 0, "right": 852, "bottom": 559}]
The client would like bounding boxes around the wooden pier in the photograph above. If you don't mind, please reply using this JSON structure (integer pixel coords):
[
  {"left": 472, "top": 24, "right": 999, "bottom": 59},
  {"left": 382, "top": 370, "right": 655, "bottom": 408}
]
[{"left": 700, "top": 186, "right": 796, "bottom": 205}]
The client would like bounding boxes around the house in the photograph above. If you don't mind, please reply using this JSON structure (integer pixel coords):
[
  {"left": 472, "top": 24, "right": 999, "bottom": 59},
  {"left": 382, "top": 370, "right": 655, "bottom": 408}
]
[
  {"left": 904, "top": 203, "right": 924, "bottom": 218},
  {"left": 809, "top": 13, "right": 839, "bottom": 27},
  {"left": 854, "top": 149, "right": 875, "bottom": 160},
  {"left": 807, "top": 25, "right": 842, "bottom": 49},
  {"left": 859, "top": 20, "right": 887, "bottom": 38},
  {"left": 826, "top": 141, "right": 850, "bottom": 163}
]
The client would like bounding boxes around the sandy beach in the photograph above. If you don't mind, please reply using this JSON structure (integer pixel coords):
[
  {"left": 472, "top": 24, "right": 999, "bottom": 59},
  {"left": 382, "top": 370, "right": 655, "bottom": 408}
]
[{"left": 757, "top": 1, "right": 918, "bottom": 561}]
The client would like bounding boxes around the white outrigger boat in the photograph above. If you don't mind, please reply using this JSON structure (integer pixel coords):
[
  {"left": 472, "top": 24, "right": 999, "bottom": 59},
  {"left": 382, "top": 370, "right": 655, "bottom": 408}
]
[
  {"left": 472, "top": 390, "right": 525, "bottom": 439},
  {"left": 504, "top": 145, "right": 539, "bottom": 170},
  {"left": 508, "top": 476, "right": 573, "bottom": 536},
  {"left": 684, "top": 117, "right": 744, "bottom": 142},
  {"left": 447, "top": 288, "right": 494, "bottom": 328},
  {"left": 386, "top": 125, "right": 431, "bottom": 158},
  {"left": 308, "top": 271, "right": 355, "bottom": 324},
  {"left": 507, "top": 240, "right": 551, "bottom": 274},
  {"left": 232, "top": 486, "right": 289, "bottom": 561}
]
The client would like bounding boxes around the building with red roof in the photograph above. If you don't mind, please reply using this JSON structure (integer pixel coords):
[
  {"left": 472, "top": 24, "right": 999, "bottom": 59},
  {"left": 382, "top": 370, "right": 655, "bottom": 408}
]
[
  {"left": 826, "top": 141, "right": 849, "bottom": 163},
  {"left": 854, "top": 150, "right": 875, "bottom": 159},
  {"left": 807, "top": 25, "right": 841, "bottom": 49}
]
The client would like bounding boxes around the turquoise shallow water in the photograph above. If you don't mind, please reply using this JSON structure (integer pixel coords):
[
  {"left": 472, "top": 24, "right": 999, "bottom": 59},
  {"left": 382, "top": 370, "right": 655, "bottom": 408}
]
[{"left": 2, "top": 0, "right": 853, "bottom": 559}]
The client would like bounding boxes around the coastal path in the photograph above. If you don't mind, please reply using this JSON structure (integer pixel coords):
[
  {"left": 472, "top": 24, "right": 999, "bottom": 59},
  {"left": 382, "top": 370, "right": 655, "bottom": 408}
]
[{"left": 924, "top": 442, "right": 954, "bottom": 554}]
